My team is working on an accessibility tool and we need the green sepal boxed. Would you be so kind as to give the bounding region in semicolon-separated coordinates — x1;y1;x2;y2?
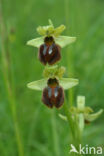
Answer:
70;106;93;114
36;19;65;37
37;25;54;36
27;37;43;48
58;114;67;121
43;65;66;79
55;36;76;48
84;109;103;122
27;35;76;48
79;114;84;133
27;77;79;91
27;79;47;91
53;25;66;37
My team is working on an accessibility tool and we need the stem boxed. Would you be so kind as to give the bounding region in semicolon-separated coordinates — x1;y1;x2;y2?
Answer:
51;109;60;156
0;2;24;156
64;1;82;154
64;0;74;107
63;100;75;139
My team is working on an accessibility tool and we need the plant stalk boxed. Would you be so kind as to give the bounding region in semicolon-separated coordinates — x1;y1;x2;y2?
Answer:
64;0;82;154
51;109;60;156
64;0;74;107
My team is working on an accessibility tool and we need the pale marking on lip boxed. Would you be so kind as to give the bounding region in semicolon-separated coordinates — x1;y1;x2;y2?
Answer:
48;87;52;98
48;43;55;55
54;86;59;97
43;44;47;55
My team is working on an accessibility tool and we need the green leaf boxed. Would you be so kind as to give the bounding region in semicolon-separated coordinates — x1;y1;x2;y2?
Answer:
84;109;103;122
55;36;76;47
27;37;43;48
27;78;79;91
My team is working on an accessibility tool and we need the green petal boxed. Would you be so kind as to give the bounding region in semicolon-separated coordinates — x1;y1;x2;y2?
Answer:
27;78;79;91
53;25;66;37
36;20;66;37
27;37;43;48
59;78;79;90
55;36;76;47
43;65;66;79
84;109;103;122
37;25;54;36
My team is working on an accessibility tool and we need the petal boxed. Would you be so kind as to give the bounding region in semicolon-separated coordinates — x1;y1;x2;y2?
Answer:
84;109;103;122
27;37;44;48
55;36;76;47
37;25;54;36
53;25;66;37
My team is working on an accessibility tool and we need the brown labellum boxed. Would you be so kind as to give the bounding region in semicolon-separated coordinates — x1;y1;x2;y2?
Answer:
42;78;64;108
38;36;61;65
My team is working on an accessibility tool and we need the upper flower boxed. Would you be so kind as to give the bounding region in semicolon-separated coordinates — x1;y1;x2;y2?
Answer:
27;20;76;48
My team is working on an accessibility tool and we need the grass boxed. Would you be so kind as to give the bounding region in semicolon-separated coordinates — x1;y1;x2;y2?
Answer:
0;0;104;155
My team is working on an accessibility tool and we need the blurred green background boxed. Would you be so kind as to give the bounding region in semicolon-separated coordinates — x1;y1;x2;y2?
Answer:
0;0;104;155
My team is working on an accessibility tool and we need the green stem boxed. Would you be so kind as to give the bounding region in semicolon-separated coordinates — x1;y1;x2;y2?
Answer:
0;3;24;156
64;1;82;154
51;109;60;156
64;0;74;107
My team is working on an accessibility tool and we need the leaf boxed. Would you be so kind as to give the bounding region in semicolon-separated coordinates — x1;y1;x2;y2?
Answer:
27;37;44;48
27;77;79;91
84;109;103;122
55;36;76;47
59;78;79;90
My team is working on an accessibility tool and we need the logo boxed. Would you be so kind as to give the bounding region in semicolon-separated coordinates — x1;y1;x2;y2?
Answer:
69;144;103;155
